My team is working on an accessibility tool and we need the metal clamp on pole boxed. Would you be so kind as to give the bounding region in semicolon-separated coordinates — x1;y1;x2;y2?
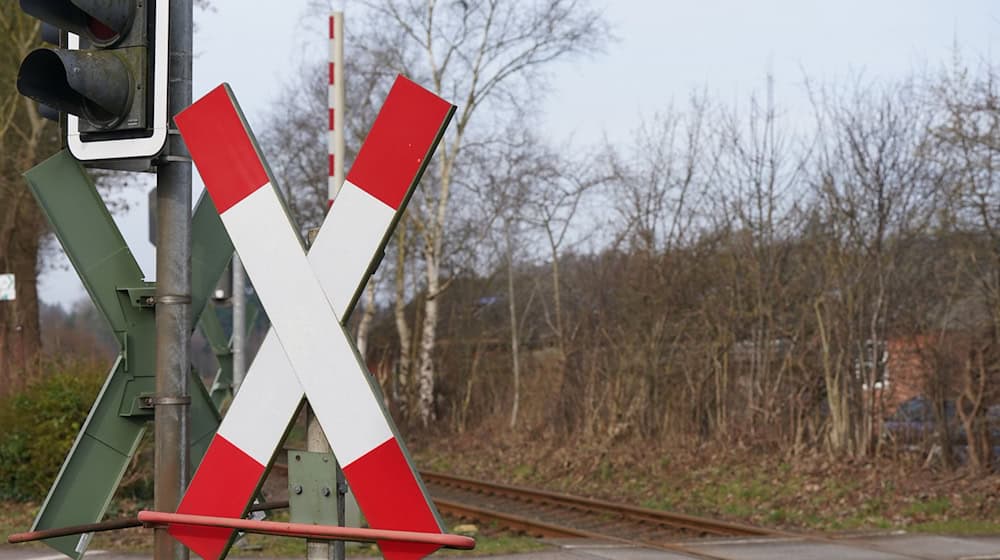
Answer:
153;129;193;164
157;155;193;163
155;294;192;305
150;396;191;407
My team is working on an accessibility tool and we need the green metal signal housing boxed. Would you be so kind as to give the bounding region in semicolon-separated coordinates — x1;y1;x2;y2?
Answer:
23;150;233;559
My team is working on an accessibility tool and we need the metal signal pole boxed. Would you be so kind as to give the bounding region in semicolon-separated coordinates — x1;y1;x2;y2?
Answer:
154;0;193;559
232;253;246;394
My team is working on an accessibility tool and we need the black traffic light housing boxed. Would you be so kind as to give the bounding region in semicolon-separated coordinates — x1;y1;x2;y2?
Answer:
16;0;169;164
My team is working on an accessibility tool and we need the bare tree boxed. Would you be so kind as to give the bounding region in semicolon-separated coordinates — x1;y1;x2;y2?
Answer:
597;101;711;438
355;0;610;425
608;102;708;257
931;61;1000;473
0;7;59;393
524;154;598;363
807;78;940;457
710;78;807;438
464;129;547;429
259;54;391;234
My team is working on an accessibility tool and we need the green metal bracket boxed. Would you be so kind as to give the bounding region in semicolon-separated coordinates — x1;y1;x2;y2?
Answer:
287;451;340;526
200;302;235;409
124;286;157;308
201;298;261;409
285;449;362;539
22;150;234;559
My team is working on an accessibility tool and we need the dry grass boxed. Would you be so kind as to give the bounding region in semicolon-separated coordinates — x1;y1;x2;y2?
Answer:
414;429;1000;535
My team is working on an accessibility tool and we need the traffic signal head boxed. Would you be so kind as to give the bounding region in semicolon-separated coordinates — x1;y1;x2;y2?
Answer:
16;0;168;164
18;48;135;128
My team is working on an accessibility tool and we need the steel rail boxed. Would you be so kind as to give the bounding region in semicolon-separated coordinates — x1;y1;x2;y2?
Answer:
432;498;734;560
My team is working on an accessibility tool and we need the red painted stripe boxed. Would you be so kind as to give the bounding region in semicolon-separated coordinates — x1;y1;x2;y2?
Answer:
343;438;442;560
329;108;335;131
329;154;335;177
176;84;268;214
329;62;335;85
168;434;266;560
347;75;453;210
329;15;335;39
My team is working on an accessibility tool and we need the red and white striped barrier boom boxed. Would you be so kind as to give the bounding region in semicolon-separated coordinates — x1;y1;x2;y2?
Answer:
142;511;475;549
169;77;454;560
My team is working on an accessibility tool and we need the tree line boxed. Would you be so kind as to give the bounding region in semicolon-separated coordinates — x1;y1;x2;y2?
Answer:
3;1;998;476
264;2;999;474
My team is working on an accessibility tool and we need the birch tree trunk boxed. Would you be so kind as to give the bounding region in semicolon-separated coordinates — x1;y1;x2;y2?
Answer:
392;223;412;416
416;249;440;425
505;220;521;429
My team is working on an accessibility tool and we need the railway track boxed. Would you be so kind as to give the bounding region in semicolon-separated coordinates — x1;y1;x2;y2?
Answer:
420;470;790;560
421;470;771;541
269;464;940;560
271;463;773;558
418;472;942;560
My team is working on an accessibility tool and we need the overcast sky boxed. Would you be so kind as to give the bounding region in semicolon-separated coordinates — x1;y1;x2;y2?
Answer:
37;0;1000;308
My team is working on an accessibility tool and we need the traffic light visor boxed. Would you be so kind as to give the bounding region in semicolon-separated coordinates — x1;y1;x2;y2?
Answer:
17;48;133;128
20;0;135;46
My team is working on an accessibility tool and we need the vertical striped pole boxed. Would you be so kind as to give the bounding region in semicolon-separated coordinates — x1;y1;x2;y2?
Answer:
329;12;345;205
315;17;345;560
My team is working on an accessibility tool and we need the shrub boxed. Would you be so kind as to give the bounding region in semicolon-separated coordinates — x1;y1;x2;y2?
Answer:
0;359;105;501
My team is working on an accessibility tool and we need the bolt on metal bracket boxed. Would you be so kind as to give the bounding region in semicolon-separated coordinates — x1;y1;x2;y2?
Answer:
287;450;339;526
123;286;157;308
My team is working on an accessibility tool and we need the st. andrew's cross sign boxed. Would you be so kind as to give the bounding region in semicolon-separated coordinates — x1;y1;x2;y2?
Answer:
169;76;455;560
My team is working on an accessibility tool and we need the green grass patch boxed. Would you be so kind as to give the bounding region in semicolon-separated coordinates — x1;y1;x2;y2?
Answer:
227;534;307;557
766;509;788;524
722;502;753;518
641;497;674;510
227;534;547;557
0;501;44;549
512;463;535;480
838;516;891;530
909;519;1000;535
903;497;951;518
438;535;549;556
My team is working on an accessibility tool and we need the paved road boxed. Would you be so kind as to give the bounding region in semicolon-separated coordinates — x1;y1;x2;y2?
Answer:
3;534;999;560
538;535;1000;560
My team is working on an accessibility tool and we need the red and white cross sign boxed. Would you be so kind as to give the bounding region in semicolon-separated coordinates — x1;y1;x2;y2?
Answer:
168;76;454;560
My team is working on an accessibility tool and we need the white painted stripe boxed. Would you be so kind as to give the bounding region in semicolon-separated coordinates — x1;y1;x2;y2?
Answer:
328;86;336;113
328;130;337;151
310;180;394;315
223;185;392;466
215;333;303;464
215;184;396;465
